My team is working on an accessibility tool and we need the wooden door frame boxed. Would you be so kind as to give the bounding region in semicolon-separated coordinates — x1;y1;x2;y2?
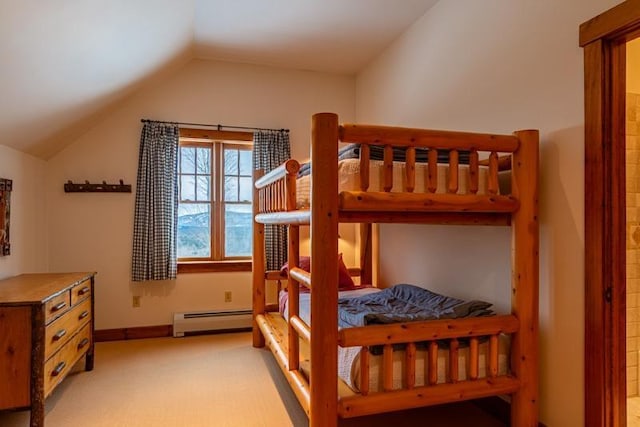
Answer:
581;1;640;426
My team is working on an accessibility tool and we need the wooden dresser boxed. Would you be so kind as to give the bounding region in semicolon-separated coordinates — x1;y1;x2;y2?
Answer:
0;272;96;427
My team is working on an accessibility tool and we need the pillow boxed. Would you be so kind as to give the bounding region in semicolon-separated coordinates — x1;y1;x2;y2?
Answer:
280;254;357;291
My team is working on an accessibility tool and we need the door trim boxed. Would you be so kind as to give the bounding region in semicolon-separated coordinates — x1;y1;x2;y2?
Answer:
581;1;640;426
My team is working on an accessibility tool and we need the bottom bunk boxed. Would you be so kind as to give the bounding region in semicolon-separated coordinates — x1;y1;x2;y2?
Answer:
256;291;521;419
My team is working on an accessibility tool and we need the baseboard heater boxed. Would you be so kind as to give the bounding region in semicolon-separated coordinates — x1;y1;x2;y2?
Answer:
173;309;253;337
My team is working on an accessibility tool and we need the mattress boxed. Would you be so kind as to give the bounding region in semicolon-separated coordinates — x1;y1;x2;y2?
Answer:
296;159;495;209
282;288;510;393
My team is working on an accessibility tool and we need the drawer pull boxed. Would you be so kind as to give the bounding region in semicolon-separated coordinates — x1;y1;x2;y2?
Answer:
51;302;67;312
79;310;90;320
53;329;67;341
78;338;89;350
78;286;90;296
51;361;66;377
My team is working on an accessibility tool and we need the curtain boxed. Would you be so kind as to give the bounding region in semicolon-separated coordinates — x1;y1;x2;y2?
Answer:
253;130;291;270
131;122;180;281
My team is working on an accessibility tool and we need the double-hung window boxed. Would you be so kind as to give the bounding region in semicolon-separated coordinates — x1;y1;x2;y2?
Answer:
177;129;253;273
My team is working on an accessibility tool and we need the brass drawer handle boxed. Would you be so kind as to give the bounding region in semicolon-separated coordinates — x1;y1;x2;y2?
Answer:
79;310;89;320
51;361;66;377
53;329;67;341
77;338;89;350
51;302;67;312
78;286;90;296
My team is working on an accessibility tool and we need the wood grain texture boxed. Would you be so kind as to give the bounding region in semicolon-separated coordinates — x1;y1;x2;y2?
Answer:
339;211;511;226
581;31;629;427
339;192;519;213
250;112;539;426
179;128;253;141
288;224;300;371
579;0;640;46
0;273;95;306
339;124;519;152
44;297;91;359
510;129;539;427
610;38;627;427
252;169;266;348
338;315;519;347
254;159;300;189
338;377;520;418
583;39;608;427
310;112;340;427
0;307;31;408
257;314;311;415
94;325;172;342
359;223;373;285
0;272;96;427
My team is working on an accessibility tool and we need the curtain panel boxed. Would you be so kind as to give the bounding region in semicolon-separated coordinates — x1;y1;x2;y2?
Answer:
131;122;180;281
253;130;291;270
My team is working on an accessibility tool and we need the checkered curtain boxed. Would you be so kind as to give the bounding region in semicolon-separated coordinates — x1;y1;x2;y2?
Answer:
131;122;180;281
253;130;290;270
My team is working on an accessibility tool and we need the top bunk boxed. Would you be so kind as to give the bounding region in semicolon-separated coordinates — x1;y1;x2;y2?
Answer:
254;113;538;226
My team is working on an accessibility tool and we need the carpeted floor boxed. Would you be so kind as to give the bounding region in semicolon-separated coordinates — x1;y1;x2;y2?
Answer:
0;332;505;427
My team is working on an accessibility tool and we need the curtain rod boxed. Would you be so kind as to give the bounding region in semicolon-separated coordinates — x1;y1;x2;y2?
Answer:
140;119;289;133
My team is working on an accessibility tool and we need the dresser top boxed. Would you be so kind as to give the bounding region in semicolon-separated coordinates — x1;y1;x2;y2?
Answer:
0;272;95;305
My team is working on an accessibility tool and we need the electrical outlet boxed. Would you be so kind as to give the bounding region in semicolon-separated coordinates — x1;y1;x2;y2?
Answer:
224;291;232;303
132;295;141;308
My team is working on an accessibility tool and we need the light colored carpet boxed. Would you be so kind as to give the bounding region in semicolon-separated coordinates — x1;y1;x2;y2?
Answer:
0;332;504;427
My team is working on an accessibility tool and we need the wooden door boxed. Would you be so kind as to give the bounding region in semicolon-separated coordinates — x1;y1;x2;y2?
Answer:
581;1;640;426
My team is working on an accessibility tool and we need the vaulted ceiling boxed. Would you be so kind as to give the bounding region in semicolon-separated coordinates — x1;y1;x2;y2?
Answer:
0;0;437;159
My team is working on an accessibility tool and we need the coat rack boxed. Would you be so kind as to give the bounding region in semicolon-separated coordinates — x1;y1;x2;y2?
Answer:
64;180;131;193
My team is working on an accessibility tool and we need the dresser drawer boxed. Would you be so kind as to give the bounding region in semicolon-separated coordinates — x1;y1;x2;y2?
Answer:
44;323;92;397
44;298;92;360
71;280;92;306
44;291;71;324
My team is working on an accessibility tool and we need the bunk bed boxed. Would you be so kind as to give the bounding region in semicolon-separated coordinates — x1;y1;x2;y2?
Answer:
252;112;539;427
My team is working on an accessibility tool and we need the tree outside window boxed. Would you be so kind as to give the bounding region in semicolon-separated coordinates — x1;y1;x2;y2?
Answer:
177;129;253;272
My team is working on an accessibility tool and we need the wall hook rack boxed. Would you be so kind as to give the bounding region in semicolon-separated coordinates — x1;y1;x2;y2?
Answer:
64;179;131;193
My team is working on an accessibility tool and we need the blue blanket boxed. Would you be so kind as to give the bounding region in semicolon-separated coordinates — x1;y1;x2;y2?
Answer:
337;284;493;329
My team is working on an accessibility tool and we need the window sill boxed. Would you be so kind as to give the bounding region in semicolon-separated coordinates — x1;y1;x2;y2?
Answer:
178;261;252;274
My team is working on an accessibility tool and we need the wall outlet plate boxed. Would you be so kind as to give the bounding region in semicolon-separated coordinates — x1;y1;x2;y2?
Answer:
224;291;232;303
132;295;141;308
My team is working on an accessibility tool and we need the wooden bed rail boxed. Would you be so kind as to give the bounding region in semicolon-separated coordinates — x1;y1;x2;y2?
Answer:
254;159;301;189
339;124;520;152
290;267;312;290
338;314;519;347
255;159;300;214
338;315;518;407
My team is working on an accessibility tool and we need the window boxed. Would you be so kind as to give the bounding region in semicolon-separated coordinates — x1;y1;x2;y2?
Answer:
177;129;253;273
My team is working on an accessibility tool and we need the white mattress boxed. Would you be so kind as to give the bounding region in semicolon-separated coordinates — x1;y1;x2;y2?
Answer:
296;159;495;208
283;288;510;393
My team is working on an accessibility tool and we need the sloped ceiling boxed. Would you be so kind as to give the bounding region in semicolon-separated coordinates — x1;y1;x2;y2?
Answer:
0;0;437;159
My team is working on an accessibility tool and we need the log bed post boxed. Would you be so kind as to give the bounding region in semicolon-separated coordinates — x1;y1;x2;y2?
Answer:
510;129;539;426
252;169;266;348
359;223;373;285
310;112;339;427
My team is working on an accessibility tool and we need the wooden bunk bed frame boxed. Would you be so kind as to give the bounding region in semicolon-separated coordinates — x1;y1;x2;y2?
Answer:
252;112;539;427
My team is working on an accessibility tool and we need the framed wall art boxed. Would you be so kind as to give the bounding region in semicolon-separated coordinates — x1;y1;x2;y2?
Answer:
0;178;12;256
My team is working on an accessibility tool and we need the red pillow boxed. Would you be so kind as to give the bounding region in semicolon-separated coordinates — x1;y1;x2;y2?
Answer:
337;254;357;290
280;254;356;290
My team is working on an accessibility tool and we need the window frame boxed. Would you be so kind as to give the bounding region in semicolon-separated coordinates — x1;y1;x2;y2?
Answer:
177;128;253;274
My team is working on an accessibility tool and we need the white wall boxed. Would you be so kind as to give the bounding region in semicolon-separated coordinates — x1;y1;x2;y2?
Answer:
0;145;47;279
46;59;355;330
355;0;623;425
